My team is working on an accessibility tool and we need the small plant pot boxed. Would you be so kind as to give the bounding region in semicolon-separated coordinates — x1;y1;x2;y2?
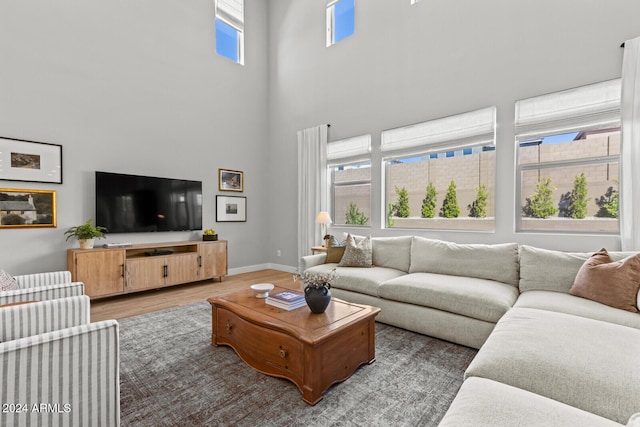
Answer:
79;238;95;249
203;234;218;241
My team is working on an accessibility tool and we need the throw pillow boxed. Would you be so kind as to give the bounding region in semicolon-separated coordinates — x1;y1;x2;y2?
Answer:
569;248;640;313
0;269;19;291
338;234;372;268
325;236;346;264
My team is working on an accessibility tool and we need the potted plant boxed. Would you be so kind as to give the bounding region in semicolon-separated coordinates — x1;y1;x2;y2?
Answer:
203;228;218;241
65;219;108;249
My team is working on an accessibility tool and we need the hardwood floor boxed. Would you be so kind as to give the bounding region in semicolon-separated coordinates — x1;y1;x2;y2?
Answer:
90;269;300;322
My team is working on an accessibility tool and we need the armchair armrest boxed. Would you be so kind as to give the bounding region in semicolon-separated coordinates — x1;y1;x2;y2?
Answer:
14;270;72;288
0;320;120;427
0;282;85;306
0;295;91;342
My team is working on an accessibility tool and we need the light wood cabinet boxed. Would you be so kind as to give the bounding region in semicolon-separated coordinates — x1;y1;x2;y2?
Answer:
68;240;227;299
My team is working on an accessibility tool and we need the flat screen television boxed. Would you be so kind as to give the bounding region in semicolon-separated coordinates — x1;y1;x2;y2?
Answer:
96;171;202;233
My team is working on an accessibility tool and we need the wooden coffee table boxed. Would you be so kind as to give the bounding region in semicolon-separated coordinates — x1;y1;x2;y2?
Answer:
207;287;380;405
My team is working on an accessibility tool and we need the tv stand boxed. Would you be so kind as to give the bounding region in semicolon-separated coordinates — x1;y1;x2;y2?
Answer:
67;240;227;299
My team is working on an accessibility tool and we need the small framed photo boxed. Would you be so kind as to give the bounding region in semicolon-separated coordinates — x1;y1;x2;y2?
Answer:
218;168;244;192
216;195;246;222
0;188;57;228
0;137;63;184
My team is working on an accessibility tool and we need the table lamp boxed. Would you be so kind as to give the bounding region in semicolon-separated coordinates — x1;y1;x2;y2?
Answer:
315;211;332;246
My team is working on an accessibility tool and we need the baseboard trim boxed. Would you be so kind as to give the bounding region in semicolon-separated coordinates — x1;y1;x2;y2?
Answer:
227;263;297;276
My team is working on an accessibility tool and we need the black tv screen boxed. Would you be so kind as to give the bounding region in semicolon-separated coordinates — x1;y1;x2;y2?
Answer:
96;172;202;233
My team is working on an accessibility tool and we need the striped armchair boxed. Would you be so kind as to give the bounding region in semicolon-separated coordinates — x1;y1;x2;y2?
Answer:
0;296;120;427
0;270;84;306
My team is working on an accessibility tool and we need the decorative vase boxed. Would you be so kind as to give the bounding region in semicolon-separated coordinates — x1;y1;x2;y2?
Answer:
304;284;332;313
79;238;95;249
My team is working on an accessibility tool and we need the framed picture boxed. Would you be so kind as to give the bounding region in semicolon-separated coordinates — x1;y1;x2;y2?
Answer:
216;195;246;222
0;188;57;228
218;168;244;192
0;137;63;184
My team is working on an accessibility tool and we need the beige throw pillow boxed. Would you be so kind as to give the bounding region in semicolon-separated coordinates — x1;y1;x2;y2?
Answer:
0;269;19;291
569;248;640;313
325;236;346;264
338;234;372;268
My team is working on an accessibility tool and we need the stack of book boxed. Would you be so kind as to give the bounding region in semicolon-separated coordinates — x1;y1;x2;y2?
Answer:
266;290;306;311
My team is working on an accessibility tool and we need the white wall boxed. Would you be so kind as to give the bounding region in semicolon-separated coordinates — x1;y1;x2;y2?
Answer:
267;0;640;268
0;0;269;274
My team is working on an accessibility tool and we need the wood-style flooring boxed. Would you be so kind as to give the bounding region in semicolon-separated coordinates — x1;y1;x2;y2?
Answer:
90;269;300;322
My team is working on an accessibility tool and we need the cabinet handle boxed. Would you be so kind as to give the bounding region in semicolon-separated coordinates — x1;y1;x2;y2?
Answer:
198;255;202;267
279;348;288;358
163;265;168;277
226;322;232;334
121;264;125;277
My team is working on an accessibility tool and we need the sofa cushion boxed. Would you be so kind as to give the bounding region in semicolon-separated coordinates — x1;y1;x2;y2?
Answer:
515;290;640;330
379;272;519;323
0;270;19;291
338;234;372;267
304;263;405;297
409;237;519;287
371;236;412;273
569;248;640;313
465;307;640;424
519;245;638;293
439;377;622;427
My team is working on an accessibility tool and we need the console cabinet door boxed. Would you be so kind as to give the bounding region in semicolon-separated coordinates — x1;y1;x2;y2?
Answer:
199;241;228;279
165;253;199;286
126;257;167;291
71;250;125;298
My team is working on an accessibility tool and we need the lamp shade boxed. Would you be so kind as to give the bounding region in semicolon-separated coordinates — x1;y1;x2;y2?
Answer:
315;211;332;225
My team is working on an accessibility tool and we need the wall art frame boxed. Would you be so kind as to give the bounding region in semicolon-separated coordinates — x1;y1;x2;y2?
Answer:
0;188;57;228
216;195;246;222
218;168;244;192
0;137;63;184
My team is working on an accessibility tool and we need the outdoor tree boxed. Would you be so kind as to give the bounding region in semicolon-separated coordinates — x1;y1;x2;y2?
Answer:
387;204;396;228
345;202;369;225
595;185;619;218
392;186;410;218
440;180;460;218
523;176;558;218
468;184;489;218
421;182;437;218
569;173;590;219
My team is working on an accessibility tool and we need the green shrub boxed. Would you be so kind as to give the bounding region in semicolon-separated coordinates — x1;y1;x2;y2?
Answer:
595;186;618;218
345;202;369;225
569;173;589;219
392;186;410;218
421;182;437;218
523;176;558;218
440;180;460;218
387;203;396;228
468;184;489;218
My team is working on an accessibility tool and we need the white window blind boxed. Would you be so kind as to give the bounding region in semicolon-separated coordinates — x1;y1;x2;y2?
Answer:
381;107;496;156
216;0;244;31
515;79;621;139
327;134;371;165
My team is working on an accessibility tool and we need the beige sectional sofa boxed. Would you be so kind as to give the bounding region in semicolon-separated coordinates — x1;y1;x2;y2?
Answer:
300;236;640;426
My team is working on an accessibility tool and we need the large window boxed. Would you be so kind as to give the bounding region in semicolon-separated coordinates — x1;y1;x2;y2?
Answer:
382;107;496;231
328;135;371;227
326;0;355;47
515;79;621;233
216;0;244;64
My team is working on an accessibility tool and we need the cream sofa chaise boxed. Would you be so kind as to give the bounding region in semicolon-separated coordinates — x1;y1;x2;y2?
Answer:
301;236;640;426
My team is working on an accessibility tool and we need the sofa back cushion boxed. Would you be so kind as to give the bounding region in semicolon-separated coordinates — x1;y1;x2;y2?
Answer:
409;237;520;286
371;236;413;272
519;245;639;293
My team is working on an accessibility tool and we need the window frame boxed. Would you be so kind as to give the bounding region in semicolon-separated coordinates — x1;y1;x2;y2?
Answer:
327;134;372;227
215;0;244;64
326;0;355;47
514;79;621;234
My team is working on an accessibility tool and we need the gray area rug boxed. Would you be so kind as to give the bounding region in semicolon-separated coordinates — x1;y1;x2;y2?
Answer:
119;302;477;427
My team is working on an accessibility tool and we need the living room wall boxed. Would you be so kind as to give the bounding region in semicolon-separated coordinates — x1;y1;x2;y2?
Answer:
267;0;640;269
0;0;269;274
